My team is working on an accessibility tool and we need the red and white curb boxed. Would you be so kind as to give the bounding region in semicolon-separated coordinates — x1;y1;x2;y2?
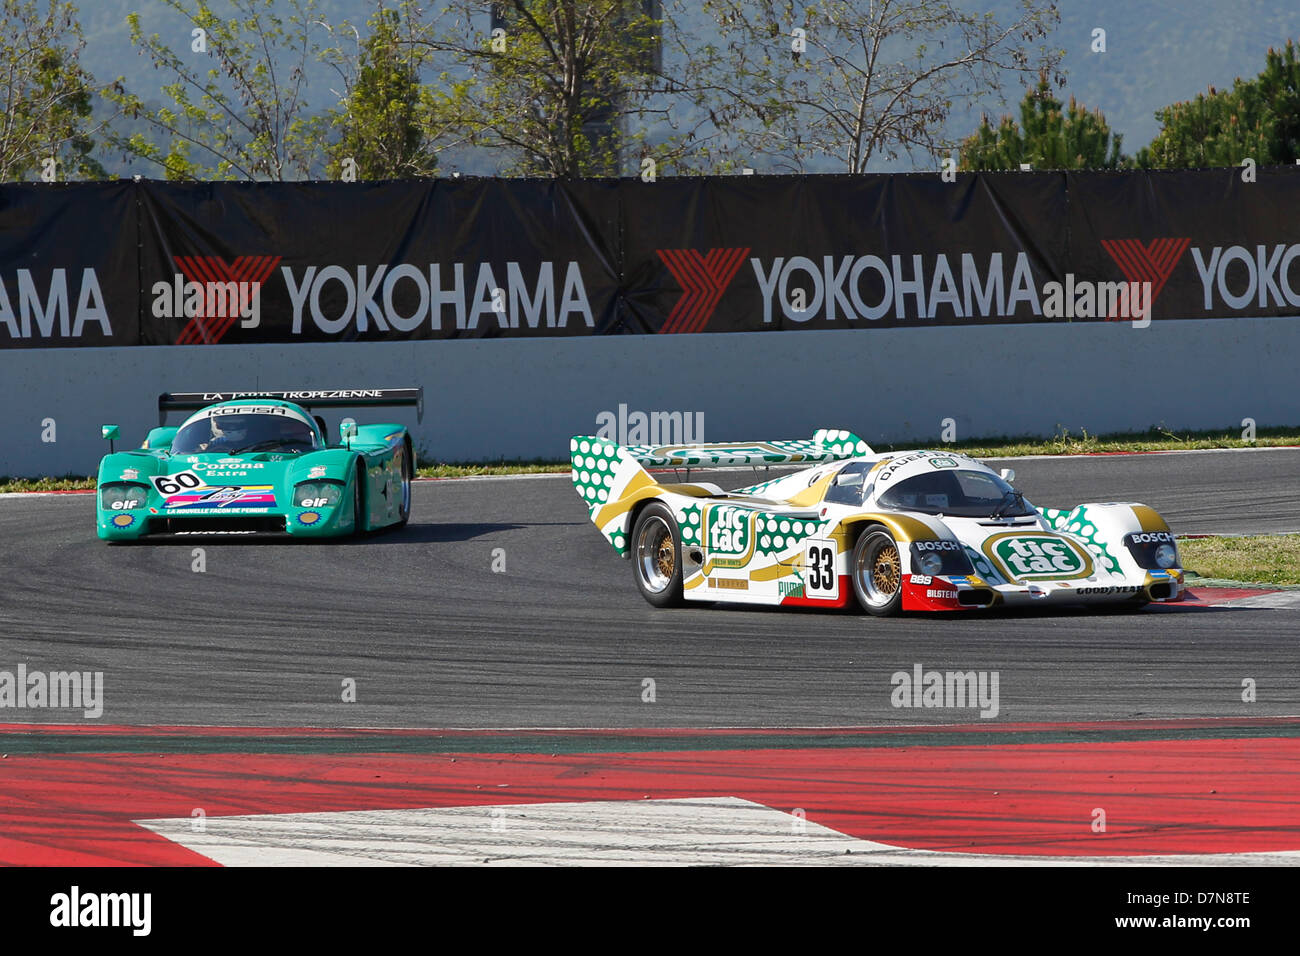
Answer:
6;723;1300;866
1173;587;1300;609
134;797;1300;867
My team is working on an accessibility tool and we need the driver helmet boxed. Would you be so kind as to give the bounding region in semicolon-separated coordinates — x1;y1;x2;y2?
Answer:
210;414;249;446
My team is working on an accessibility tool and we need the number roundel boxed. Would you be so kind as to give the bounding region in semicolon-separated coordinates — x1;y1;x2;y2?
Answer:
153;470;203;495
804;538;839;600
807;543;834;590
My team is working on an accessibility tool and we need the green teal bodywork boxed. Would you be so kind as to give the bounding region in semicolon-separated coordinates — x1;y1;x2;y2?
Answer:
96;399;413;541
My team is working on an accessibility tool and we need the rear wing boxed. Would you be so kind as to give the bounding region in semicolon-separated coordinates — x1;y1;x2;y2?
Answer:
571;428;872;555
608;428;872;468
158;388;423;425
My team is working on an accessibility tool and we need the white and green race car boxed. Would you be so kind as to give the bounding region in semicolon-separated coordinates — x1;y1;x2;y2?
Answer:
570;429;1184;615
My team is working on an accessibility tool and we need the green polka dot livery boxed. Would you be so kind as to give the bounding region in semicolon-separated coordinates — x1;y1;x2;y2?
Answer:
570;429;873;557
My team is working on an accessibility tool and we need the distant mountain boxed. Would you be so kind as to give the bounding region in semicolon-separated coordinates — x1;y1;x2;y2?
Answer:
67;0;1300;176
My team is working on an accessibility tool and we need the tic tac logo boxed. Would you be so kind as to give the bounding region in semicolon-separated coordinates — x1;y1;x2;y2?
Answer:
705;506;754;565
656;248;750;333
988;534;1090;580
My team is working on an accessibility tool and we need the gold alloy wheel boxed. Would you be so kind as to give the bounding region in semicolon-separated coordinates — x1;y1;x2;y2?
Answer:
655;532;676;580
636;514;677;593
632;502;687;608
872;543;901;595
855;528;905;612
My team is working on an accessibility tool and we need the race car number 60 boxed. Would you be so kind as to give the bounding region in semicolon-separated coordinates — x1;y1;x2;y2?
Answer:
151;471;203;495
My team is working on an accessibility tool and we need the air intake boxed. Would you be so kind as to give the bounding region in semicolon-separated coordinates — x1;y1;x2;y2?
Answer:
146;516;288;535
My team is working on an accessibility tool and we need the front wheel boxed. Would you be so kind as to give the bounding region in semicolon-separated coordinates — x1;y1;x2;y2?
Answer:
631;503;685;608
851;526;904;617
352;462;366;536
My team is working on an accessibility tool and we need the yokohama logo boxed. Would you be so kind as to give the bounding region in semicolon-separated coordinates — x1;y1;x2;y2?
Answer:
1099;238;1190;321
171;255;282;344
656;248;749;333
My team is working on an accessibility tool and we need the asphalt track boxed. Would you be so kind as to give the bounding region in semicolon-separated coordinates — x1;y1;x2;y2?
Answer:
2;446;1299;730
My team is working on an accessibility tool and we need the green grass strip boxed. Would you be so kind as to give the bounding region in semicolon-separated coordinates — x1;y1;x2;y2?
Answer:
1180;535;1300;587
4;425;1298;493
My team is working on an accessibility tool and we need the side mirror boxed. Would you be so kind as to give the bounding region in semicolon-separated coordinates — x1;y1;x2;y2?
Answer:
340;418;358;446
102;424;120;453
999;468;1015;483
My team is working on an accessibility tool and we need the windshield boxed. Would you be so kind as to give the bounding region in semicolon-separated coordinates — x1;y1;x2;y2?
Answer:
171;411;318;456
876;469;1035;518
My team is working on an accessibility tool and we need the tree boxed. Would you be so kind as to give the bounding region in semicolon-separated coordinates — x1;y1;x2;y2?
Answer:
1136;40;1300;168
418;1;680;177
958;78;1124;170
318;3;444;179
0;0;105;181
671;0;1063;173
105;0;324;180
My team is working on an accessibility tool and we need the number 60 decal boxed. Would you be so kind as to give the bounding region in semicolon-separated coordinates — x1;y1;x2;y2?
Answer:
151;470;204;495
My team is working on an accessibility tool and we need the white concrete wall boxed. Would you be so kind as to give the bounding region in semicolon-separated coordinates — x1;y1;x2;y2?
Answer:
3;317;1296;476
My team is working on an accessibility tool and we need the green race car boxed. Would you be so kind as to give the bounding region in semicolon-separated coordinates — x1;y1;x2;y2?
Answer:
96;389;421;541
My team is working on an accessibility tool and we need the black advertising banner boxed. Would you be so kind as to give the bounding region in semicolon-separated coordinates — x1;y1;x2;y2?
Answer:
1066;168;1300;323
621;173;1070;333
3;169;1300;349
0;182;138;349
136;179;623;344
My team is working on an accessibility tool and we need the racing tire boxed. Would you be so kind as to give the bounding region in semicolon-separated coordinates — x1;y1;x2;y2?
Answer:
631;502;685;608
851;525;904;617
352;461;366;537
396;438;414;528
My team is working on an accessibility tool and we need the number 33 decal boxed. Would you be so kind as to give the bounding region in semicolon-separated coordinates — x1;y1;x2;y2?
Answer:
805;539;838;600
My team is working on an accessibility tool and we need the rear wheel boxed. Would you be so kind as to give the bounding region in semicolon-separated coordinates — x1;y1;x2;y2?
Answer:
851;526;904;617
396;438;413;527
632;503;685;608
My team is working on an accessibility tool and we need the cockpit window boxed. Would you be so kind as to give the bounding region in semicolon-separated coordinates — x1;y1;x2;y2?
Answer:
171;411;318;456
876;469;1034;517
824;461;873;506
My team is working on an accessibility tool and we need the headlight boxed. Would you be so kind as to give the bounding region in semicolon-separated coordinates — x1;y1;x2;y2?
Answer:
1124;531;1179;569
100;482;148;510
909;540;973;576
293;480;344;508
916;552;944;575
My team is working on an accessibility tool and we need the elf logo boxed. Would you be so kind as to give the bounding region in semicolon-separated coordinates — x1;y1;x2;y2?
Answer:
1099;238;1190;321
656;248;750;333
986;533;1092;581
